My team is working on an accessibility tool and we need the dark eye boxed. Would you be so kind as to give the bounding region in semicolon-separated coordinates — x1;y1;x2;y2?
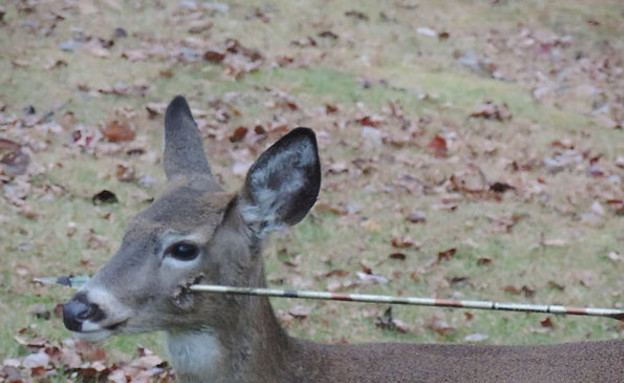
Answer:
166;242;200;261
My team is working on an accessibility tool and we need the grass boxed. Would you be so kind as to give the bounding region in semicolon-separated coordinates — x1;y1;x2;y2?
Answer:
0;0;623;378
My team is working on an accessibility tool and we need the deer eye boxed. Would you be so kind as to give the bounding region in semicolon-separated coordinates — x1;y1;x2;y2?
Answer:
166;242;200;261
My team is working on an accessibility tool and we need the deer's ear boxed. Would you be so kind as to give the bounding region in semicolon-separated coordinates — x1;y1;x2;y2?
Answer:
163;96;214;181
239;128;321;233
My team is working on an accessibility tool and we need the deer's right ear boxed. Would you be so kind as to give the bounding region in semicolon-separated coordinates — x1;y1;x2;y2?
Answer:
163;96;213;181
239;128;321;234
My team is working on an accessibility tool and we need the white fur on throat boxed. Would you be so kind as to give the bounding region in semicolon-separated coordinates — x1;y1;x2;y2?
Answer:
166;330;223;381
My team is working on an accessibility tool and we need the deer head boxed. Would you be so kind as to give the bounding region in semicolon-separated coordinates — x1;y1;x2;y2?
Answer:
62;96;321;344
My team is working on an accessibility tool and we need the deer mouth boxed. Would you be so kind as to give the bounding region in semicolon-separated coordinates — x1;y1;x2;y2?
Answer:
73;318;129;342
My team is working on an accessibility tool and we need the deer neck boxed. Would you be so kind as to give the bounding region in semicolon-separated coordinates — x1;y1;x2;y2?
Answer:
166;293;294;383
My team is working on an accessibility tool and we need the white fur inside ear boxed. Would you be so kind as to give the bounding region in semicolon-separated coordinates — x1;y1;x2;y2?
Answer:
240;139;315;232
239;187;289;233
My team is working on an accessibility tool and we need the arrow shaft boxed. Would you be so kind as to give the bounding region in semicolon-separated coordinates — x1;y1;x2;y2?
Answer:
189;284;624;321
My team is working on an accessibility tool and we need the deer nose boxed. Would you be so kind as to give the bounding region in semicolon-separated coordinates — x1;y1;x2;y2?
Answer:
63;292;106;332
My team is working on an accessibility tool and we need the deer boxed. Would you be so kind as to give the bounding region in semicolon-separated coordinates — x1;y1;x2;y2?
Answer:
63;95;624;383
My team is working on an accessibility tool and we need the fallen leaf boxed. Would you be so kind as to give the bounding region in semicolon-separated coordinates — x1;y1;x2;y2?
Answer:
204;49;226;63
448;276;470;286
541;238;568;247
107;369;128;383
0;138;30;176
145;103;167;118
229;126;248;143
389;252;407;261
540;316;554;328
321;269;350;279
188;20;213;33
547;281;565;291
11;58;30;68
130;354;164;369
416;27;437;37
607;251;620;263
325;103;339;114
426;316;455;336
356;271;388;285
375;307;409;333
61;348;83;369
391;236;416;248
438;31;450;40
405;210;426;224
464;333;488;342
22;351;50;369
314;202;348;215
590;201;605;216
356;116;380;128
115;163;135;182
318;30;338;40
327;162;348;174
476;257;492;266
410;272;420;282
102;120;135;142
471;101;512;121
344;10;369;21
2;365;21;382
276;309;295;326
503;285;521;295
521;285;536;298
428;135;447;158
92;190;119;205
437;248;456;262
289;305;313;318
489;182;515;193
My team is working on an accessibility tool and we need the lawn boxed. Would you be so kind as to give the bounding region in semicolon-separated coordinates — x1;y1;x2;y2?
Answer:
0;0;623;381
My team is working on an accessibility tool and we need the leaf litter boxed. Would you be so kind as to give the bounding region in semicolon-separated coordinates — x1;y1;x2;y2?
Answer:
1;0;623;378
2;334;173;382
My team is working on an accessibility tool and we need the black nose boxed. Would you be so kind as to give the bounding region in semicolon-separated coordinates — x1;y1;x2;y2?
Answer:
63;292;106;332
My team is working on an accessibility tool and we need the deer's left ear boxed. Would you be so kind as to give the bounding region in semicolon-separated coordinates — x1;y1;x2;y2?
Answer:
238;128;321;233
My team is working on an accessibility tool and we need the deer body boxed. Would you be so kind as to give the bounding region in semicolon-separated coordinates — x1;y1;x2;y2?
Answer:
63;96;624;382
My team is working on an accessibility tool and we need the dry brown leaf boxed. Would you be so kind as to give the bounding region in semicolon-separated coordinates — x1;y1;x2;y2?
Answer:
547;281;565;291
229;126;248;143
428;135;447;158
115;163;136;182
426;317;455;336
204;49;226;63
437;248;456;262
145;103;168;118
389;252;407;261
391;236;416;248
476;257;492;266
102;121;135;142
540;316;554;328
471;101;512;121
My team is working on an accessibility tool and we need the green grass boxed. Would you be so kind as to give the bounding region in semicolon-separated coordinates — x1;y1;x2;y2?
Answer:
1;0;623;379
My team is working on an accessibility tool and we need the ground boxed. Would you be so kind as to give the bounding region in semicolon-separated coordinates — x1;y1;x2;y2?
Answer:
0;0;623;381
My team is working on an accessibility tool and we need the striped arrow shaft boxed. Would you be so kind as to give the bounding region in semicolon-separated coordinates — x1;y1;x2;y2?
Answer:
189;284;624;321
